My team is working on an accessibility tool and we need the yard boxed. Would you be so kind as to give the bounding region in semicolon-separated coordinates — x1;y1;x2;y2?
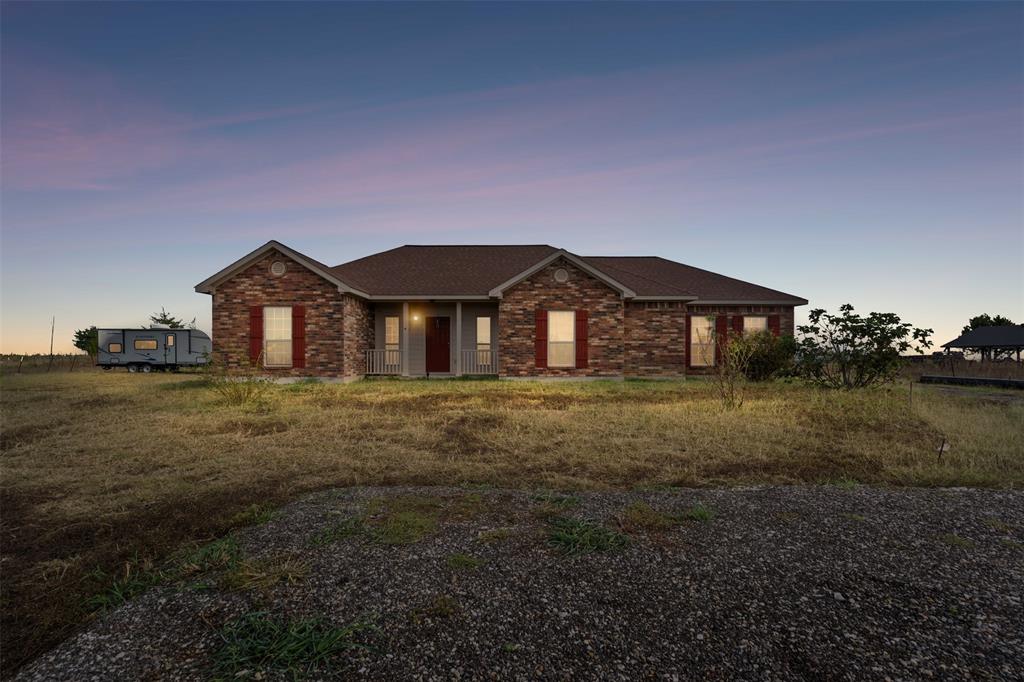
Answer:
2;373;1022;675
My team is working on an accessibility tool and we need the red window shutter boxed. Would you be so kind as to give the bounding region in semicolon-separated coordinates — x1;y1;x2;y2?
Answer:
732;315;744;335
715;315;728;363
249;306;263;364
768;315;781;337
535;309;548;369
575;309;589;369
292;305;306;369
686;314;693;369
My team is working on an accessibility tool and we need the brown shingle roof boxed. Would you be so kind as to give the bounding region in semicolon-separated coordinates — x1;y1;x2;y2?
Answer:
330;245;559;296
583;256;806;303
324;245;805;303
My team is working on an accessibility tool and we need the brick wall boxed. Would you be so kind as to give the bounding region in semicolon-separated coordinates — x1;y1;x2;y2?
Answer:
211;249;348;376
342;295;373;379
623;302;687;377
498;258;624;377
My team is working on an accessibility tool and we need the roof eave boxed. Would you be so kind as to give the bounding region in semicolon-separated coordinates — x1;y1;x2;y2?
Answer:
487;249;637;299
690;298;809;306
194;240;371;298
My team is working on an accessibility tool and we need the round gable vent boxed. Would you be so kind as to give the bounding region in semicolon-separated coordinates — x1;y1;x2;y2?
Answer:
270;261;287;277
553;267;569;283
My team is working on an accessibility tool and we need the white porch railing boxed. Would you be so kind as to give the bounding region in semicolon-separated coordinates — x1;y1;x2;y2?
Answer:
461;349;498;375
366;349;402;375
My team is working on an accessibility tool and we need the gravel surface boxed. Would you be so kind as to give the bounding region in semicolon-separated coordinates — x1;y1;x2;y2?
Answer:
16;486;1024;681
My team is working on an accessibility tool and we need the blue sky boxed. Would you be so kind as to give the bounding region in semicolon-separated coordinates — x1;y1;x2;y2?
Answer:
2;2;1021;352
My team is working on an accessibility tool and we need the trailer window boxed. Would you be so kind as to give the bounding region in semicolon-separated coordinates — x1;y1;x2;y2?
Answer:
166;334;174;347
134;339;158;350
108;343;122;353
264;306;292;367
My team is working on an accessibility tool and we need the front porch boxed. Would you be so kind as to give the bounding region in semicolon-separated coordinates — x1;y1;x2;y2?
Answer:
364;301;499;377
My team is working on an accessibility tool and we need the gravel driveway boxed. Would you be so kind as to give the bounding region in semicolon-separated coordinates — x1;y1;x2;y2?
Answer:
16;486;1024;681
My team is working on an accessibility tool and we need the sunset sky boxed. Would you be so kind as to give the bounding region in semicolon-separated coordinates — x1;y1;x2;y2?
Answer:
2;2;1021;353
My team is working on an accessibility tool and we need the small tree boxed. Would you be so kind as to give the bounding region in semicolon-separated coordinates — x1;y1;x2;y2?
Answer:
796;304;932;389
72;326;98;358
149;308;195;329
711;327;756;409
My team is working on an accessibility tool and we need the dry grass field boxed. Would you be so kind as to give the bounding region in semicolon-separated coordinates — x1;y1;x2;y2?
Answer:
2;372;1022;674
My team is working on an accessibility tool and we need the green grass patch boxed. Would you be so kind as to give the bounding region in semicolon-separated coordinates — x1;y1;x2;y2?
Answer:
85;554;164;613
310;516;365;546
683;503;714;523
176;537;242;577
940;533;975;549
446;553;484;570
221;554;308;592
477;527;516;543
229;504;278;526
369;511;437;545
547;517;628;555
213;610;372;679
410;595;461;624
618;501;678;533
983;517;1013;533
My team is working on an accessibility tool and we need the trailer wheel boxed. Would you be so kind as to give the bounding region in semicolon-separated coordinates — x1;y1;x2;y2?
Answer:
141;365;152;373
127;365;138;373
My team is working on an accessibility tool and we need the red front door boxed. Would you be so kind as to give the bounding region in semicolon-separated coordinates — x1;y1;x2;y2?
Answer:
425;317;451;373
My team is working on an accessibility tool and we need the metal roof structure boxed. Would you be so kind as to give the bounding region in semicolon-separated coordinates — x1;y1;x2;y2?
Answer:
941;326;1024;349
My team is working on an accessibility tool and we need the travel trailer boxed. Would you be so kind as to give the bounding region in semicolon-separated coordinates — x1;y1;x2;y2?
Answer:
96;328;211;372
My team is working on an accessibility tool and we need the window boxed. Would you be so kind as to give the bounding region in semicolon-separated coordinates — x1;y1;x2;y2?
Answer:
385;316;400;364
690;316;715;367
745;316;768;334
109;343;122;353
264;306;292;367
476;317;491;351
548;311;575;367
134;339;158;350
166;334;175;347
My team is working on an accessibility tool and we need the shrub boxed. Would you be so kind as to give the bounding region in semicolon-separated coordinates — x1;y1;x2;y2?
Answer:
796;304;932;389
734;331;797;382
202;350;272;406
711;327;756;409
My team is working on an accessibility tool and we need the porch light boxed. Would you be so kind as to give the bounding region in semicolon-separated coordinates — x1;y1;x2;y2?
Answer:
412;314;420;321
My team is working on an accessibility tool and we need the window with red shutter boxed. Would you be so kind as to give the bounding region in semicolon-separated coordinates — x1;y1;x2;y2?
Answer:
731;316;744;336
292;306;306;369
534;309;548;369
715;315;729;364
249;306;263;364
768;315;781;337
575;309;588;369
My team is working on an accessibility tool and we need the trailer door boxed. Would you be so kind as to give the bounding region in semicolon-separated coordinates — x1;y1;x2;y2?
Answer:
165;332;177;365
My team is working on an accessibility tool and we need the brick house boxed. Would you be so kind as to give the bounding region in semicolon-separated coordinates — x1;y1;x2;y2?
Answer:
195;241;806;380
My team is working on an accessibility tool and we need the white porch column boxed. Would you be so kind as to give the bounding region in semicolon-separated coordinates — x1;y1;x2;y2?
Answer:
455;302;463;376
401;302;410;377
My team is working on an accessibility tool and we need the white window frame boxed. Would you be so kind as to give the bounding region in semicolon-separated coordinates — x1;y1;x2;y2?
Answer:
548;310;576;368
384;316;401;365
744;316;768;335
690;316;715;367
263;306;293;368
476;316;491;352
